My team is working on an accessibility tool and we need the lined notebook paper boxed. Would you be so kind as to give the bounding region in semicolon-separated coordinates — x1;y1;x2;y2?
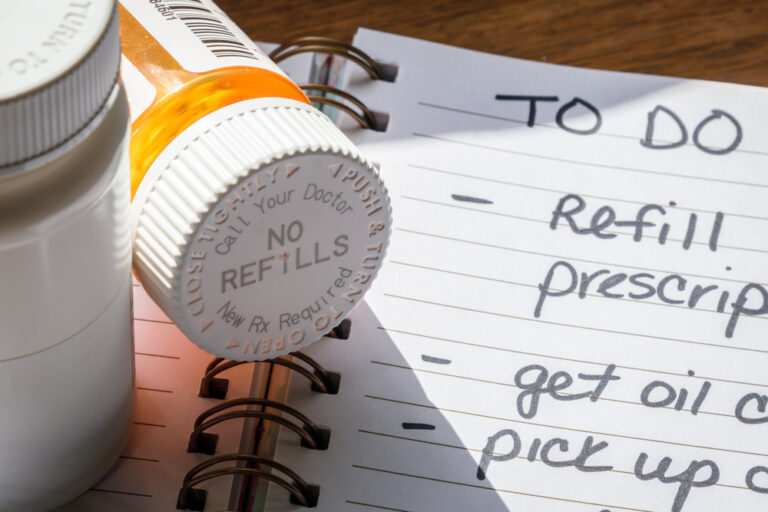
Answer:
263;29;768;512
55;283;255;512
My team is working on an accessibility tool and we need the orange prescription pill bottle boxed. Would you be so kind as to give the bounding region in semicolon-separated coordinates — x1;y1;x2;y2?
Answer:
119;1;389;361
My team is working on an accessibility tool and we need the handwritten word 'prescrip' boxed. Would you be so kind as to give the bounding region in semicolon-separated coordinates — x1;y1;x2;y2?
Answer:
534;259;767;338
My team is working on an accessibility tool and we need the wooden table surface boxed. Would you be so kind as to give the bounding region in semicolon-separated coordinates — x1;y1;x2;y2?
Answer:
218;0;768;87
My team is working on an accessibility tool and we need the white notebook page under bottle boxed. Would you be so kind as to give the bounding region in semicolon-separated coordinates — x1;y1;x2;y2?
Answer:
263;28;768;512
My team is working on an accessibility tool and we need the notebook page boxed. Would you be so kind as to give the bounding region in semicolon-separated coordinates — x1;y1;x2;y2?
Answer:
262;28;768;512
55;283;255;512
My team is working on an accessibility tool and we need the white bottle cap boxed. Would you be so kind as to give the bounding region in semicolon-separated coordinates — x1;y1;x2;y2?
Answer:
131;98;390;361
0;2;120;170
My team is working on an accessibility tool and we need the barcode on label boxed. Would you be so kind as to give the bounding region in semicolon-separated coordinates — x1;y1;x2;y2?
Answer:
166;0;258;60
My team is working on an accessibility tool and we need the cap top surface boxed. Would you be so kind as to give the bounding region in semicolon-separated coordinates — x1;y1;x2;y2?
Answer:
0;1;113;100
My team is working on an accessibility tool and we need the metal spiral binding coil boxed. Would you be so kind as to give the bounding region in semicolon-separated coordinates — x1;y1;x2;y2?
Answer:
200;351;341;399
177;454;320;510
269;36;384;80
199;321;349;399
187;398;331;454
270;37;392;130
180;348;340;509
301;83;377;130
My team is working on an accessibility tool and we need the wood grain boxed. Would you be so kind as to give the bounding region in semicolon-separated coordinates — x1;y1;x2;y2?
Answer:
217;0;768;87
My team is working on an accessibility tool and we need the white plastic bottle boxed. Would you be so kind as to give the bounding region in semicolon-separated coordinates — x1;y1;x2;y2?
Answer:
0;2;133;510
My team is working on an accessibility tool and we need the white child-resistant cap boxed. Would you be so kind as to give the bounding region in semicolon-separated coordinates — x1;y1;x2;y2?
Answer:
0;1;120;170
131;97;390;361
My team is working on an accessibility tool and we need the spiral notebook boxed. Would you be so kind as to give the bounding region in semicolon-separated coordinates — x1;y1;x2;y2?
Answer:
62;28;768;512
258;29;768;512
